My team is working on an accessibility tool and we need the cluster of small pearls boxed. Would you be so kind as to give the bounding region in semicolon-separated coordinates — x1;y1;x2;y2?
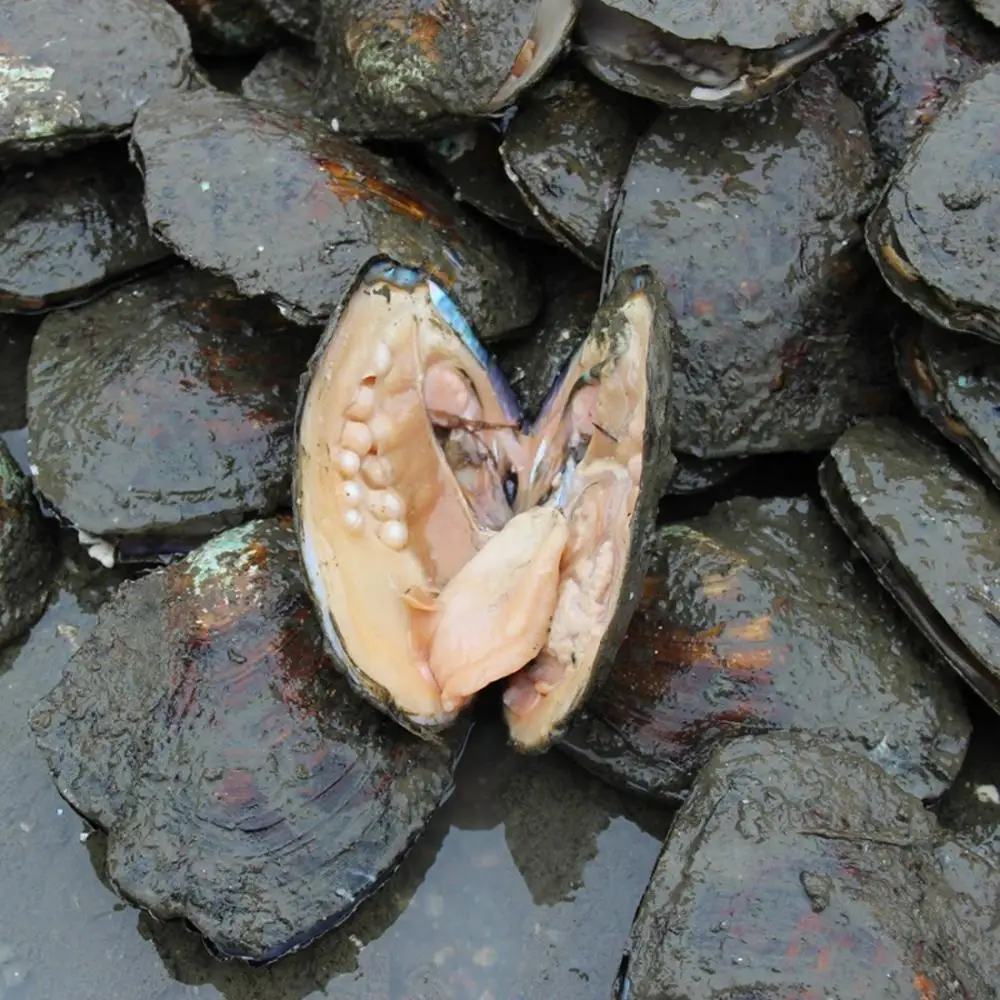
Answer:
334;345;408;550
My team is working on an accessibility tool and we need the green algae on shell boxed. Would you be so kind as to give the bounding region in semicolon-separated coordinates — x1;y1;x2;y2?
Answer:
575;0;900;110
294;262;675;750
616;731;990;1000
559;495;971;804
29;517;469;963
26;265;319;564
130;87;541;339
0;0;197;163
314;0;581;139
820;418;1000;717
607;66;898;459
895;320;1000;490
866;67;1000;344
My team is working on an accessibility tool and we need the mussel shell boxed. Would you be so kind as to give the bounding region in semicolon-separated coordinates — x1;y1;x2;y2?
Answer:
895;320;1000;490
0;0;197;164
314;0;580;139
130;87;541;339
865;67;1000;344
559;495;971;803
499;68;651;267
166;0;281;55
616;732;990;1000
819;418;1000;717
292;261;676;746
29;518;469;962
508;266;677;751
240;46;322;120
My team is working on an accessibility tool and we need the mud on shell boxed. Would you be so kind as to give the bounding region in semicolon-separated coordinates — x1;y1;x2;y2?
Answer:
294;261;675;750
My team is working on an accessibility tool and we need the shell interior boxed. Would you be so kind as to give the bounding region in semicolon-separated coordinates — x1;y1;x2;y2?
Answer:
296;262;652;747
577;0;855;105
488;0;580;111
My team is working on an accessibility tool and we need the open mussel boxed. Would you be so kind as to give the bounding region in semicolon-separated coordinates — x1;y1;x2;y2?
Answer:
294;262;674;750
867;67;1000;343
575;0;899;109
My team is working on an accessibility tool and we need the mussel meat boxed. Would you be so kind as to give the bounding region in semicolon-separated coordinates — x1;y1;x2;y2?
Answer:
294;262;674;749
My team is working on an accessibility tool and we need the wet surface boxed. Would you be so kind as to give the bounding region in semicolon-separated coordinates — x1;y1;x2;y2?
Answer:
895;319;1000;490
609;66;900;459
131;87;542;338
499;68;650;266
0;540;671;996
166;0;282;55
820;418;1000;717
560;495;971;803
867;66;1000;341
831;0;1000;172
618;731;996;999
241;46;322;120
0;0;197;162
0;142;172;313
27;265;318;554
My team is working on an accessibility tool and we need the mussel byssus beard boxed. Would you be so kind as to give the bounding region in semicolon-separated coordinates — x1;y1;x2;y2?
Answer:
294;262;672;750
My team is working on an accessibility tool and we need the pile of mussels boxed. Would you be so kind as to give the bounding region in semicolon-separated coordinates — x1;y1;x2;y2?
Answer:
2;0;1000;992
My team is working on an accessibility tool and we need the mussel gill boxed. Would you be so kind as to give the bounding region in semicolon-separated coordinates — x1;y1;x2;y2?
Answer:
295;262;659;749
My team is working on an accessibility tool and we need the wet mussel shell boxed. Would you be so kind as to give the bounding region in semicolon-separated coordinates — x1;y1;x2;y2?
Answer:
0;0;197;164
895;320;1000;490
314;0;580;139
607;67;898;459
130;87;541;338
830;0;1000;173
616;731;992;999
26;265;319;561
28;518;468;963
576;0;900;110
0;143;172;314
866;66;1000;344
0;439;56;649
293;261;676;748
820;418;1000;717
498;68;651;267
559;495;971;803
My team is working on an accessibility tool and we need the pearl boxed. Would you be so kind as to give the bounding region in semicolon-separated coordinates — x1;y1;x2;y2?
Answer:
368;411;394;450
342;420;373;455
343;508;364;533
379;520;408;550
340;480;363;505
368;489;404;521
361;455;392;488
335;448;361;477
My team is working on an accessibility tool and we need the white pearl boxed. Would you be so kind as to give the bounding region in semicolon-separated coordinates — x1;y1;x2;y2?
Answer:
361;455;392;488
368;489;404;521
342;420;373;455
373;342;392;377
346;384;376;421
379;520;408;550
343;508;364;533
340;480;363;505
335;448;361;476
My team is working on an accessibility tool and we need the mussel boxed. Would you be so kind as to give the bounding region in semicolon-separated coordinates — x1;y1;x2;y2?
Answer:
294;262;674;749
575;0;899;109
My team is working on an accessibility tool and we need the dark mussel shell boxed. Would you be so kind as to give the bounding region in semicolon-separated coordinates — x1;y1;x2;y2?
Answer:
616;732;990;999
895;319;1000;490
130;87;542;339
314;0;581;138
820;418;1000;717
575;0;899;110
0;0;197;164
29;517;469;963
26;265;318;564
560;495;971;803
866;67;1000;344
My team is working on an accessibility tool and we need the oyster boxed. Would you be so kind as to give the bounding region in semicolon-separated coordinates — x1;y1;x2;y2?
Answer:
295;262;674;749
314;0;582;138
866;67;1000;343
575;0;899;109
